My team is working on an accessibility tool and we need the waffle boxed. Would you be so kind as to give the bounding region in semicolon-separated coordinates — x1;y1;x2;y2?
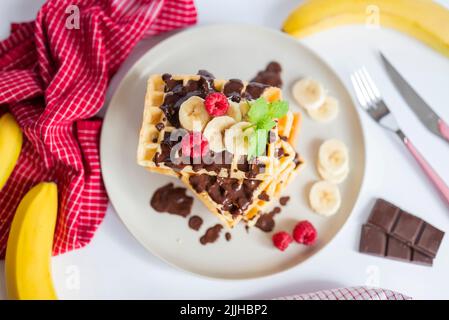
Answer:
137;73;289;180
180;137;301;228
180;111;304;228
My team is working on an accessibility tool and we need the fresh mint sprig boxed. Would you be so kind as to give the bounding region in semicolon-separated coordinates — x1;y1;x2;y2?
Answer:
246;97;289;159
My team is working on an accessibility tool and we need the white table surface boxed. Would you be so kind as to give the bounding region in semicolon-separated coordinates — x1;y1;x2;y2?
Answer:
1;0;449;300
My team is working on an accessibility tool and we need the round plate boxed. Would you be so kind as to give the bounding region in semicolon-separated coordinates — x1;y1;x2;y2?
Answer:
101;25;365;279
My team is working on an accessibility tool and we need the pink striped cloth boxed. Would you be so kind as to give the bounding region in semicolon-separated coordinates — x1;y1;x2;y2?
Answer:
277;287;411;300
0;0;197;257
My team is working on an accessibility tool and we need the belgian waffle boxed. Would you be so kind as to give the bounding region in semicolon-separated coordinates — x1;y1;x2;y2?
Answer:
179;137;301;228
137;73;290;180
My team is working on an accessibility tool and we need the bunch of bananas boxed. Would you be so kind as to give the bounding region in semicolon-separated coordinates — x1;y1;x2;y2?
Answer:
1;113;57;300
283;0;449;58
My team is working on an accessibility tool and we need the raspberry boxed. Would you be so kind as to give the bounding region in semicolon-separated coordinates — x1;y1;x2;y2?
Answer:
181;132;209;158
204;92;229;116
272;231;293;251
293;220;317;245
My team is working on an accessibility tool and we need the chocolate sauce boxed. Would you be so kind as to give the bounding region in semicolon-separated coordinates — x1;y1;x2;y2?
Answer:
250;61;283;88
188;215;203;231
223;79;244;102
236;156;265;178
279;196;290;206
225;232;232;241
160;71;217;128
155;122;165;131
258;191;270;202
244;82;268;100
255;206;282;232
200;224;223;245
189;174;262;216
150;183;193;217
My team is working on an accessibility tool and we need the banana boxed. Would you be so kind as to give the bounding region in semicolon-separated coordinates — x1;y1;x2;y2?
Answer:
224;121;254;155
318;139;349;176
0;113;23;191
179;96;211;131
203;116;236;152
292;78;326;111
317;161;349;184
226;101;242;122
283;0;449;58
5;182;58;300
309;180;341;216
308;96;339;123
239;101;251;118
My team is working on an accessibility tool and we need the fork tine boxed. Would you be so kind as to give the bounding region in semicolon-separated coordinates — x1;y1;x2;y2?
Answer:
362;67;381;100
354;70;373;108
350;73;368;108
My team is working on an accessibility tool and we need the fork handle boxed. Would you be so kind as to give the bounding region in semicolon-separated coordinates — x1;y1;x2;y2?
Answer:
397;130;449;205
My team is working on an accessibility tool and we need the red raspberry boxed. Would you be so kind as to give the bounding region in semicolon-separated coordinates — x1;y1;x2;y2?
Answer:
204;92;229;116
181;132;209;158
293;220;317;245
272;231;293;251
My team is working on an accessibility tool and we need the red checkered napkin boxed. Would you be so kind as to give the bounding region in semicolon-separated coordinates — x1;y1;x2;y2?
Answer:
276;286;411;300
0;0;197;257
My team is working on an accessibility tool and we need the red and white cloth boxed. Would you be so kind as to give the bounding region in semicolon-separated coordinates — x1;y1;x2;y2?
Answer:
0;0;197;257
277;287;411;300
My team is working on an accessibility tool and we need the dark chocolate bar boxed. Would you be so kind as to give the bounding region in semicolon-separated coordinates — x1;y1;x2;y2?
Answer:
359;199;445;266
366;199;444;258
360;224;433;266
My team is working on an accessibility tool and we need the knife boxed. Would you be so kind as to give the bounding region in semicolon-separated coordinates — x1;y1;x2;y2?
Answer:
380;52;449;144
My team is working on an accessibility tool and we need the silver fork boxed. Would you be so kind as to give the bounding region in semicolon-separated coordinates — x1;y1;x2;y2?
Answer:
351;67;449;205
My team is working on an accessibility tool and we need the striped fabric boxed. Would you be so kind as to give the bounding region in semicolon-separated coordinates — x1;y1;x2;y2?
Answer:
0;0;197;257
277;286;411;300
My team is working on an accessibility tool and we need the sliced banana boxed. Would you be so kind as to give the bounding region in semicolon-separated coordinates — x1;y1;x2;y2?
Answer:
224;121;254;155
239;101;251;118
226;101;242;122
308;96;339;123
318;139;349;176
309;180;341;216
203;116;236;152
292;78;326;110
179;96;210;131
317;161;349;184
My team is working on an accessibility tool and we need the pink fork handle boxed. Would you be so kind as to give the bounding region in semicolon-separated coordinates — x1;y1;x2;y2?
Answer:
402;135;449;205
438;119;449;142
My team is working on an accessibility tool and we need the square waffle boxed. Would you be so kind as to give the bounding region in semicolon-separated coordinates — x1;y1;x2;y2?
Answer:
137;73;293;180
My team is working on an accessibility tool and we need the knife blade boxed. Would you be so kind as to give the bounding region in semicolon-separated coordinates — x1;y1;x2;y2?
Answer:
380;52;449;144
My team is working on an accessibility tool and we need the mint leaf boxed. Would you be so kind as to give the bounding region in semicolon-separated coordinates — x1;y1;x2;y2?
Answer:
258;117;276;131
269;100;289;119
255;129;268;156
247;131;258;159
248;98;269;124
248;129;268;159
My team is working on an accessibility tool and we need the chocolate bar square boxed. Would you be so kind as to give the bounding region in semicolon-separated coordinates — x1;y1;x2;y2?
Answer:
416;223;445;257
386;236;412;261
412;250;433;266
391;210;423;245
367;199;400;232
359;224;387;256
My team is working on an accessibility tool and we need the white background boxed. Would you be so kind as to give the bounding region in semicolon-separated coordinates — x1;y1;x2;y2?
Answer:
1;0;449;299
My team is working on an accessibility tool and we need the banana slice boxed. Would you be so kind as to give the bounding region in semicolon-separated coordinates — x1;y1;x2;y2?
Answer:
292;78;326;110
317;161;349;184
318;139;348;176
203;116;236;152
308;96;339;123
224;121;254;155
309;180;341;216
239;101;251;118
179;96;211;131
226;101;242;122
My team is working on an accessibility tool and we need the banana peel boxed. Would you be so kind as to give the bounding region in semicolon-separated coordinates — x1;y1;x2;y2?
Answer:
5;182;58;300
283;0;449;58
0;113;23;191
